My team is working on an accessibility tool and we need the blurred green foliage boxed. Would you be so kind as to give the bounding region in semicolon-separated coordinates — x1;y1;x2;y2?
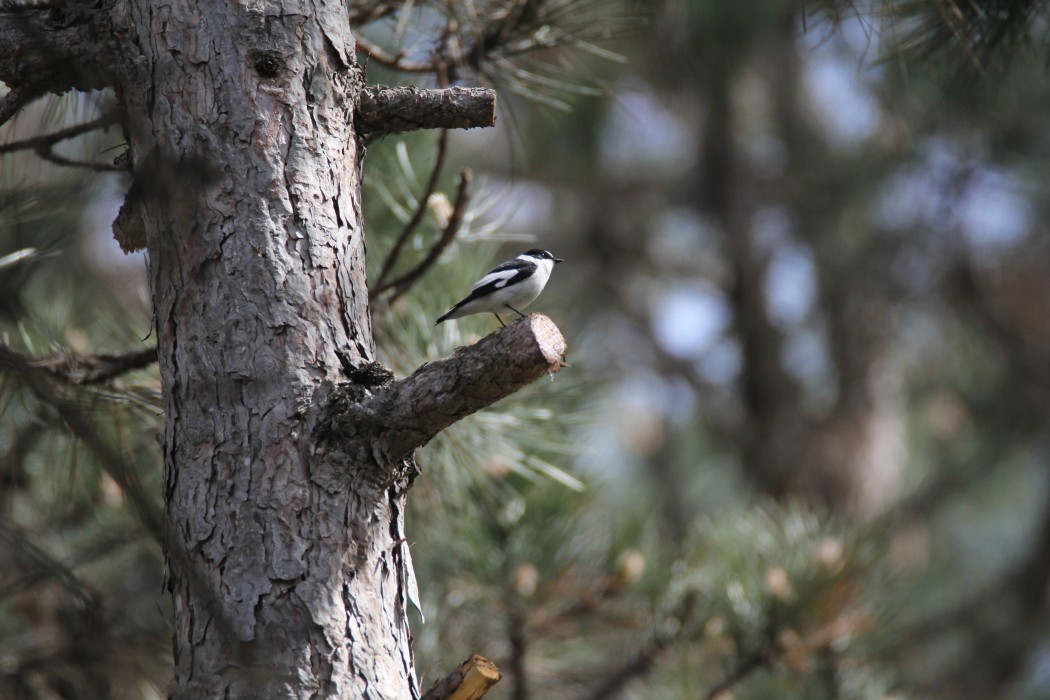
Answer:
4;1;1050;699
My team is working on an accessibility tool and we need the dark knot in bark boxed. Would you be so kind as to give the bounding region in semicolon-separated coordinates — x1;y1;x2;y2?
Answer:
251;51;285;79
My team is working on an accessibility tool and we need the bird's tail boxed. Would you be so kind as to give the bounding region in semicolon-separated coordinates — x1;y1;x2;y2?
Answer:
435;307;456;325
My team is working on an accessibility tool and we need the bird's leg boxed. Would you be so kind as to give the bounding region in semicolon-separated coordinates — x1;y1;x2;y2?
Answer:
493;313;506;327
505;304;526;319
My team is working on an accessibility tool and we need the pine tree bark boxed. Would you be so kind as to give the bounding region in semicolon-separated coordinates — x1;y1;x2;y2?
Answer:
123;3;417;697
0;1;532;698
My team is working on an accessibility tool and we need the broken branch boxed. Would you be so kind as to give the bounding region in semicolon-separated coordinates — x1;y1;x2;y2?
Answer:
422;654;502;700
357;85;497;137
324;314;567;473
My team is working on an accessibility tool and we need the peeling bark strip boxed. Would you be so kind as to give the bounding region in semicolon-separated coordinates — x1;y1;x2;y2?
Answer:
325;314;567;472
358;85;497;136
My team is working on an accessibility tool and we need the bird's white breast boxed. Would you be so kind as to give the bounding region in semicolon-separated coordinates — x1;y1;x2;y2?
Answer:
465;257;554;314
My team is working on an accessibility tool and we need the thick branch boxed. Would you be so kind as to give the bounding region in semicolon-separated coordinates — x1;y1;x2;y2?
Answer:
357;85;497;137
325;314;566;474
422;655;502;700
0;3;118;124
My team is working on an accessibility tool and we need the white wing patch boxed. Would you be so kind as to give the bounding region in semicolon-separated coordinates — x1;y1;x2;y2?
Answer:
472;268;519;291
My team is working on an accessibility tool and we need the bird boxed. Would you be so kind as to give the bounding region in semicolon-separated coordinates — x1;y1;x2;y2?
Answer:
436;248;564;327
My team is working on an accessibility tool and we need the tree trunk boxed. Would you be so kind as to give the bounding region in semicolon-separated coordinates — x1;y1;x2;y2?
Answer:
121;3;412;697
0;2;551;696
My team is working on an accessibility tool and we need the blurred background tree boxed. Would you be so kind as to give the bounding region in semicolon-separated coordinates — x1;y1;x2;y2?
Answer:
3;0;1050;698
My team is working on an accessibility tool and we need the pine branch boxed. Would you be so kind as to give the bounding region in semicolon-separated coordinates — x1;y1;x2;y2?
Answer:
1;343;157;385
374;129;450;290
34;142;126;171
381;168;472;303
581;633;669;700
0;113;118;153
0;421;42;510
0;345;163;540
347;1;401;27
0;113;124;170
702;651;769;700
0;343;253;663
892;0;1041;72
0;521;102;608
357;85;497;137
356;35;436;74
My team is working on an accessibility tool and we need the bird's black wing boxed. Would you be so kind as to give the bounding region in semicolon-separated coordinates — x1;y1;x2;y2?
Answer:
453;258;536;306
436;258;538;323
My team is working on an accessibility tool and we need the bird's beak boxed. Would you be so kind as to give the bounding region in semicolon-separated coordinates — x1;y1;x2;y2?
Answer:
554;258;564;264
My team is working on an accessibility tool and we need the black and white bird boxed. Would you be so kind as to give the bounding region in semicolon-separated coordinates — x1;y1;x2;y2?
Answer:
436;249;564;327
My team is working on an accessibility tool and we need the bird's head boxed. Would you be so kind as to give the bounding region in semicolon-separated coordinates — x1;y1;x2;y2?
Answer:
523;248;564;264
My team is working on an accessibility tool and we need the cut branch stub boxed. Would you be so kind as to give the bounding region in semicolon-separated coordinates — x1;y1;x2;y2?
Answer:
422;654;502;700
324;313;566;480
357;85;497;137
